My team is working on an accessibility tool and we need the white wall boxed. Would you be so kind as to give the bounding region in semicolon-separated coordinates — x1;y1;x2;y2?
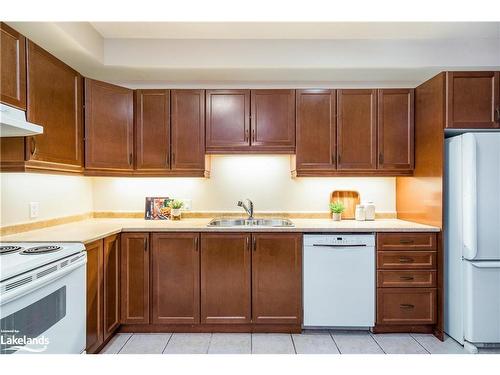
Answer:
92;156;395;213
0;173;93;226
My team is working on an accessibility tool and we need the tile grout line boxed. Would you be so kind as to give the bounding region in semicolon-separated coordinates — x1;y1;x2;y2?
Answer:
116;333;134;354
329;331;342;354
250;333;253;355
206;333;213;354
409;333;431;354
290;334;297;354
368;331;387;354
161;332;174;354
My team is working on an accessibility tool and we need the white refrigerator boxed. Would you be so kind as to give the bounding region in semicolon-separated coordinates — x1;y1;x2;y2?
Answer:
445;132;500;353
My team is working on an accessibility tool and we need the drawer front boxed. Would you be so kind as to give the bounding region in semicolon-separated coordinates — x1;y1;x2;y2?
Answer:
377;233;437;251
377;270;437;288
377;288;436;325
377;251;436;269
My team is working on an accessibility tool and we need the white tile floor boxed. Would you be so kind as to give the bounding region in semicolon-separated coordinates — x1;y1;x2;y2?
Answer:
100;330;500;354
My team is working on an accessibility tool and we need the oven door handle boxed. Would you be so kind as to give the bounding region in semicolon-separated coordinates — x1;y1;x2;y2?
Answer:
0;255;87;306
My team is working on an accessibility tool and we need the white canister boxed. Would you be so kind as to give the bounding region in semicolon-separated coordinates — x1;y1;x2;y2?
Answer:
364;202;376;221
355;204;366;221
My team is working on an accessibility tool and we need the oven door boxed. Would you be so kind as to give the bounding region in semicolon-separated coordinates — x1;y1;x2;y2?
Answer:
1;255;86;354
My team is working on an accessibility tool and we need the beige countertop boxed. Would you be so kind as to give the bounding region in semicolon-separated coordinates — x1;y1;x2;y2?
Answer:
0;218;440;244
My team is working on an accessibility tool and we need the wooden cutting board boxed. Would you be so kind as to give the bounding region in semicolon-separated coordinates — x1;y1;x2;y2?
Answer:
330;190;360;219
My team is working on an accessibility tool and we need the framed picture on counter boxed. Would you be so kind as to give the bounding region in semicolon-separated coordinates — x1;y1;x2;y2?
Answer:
145;197;173;220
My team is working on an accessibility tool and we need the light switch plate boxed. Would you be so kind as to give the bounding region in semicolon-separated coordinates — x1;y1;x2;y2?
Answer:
29;202;39;219
180;199;192;210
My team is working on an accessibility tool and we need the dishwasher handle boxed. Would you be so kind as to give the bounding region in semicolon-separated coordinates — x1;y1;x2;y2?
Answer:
311;244;367;247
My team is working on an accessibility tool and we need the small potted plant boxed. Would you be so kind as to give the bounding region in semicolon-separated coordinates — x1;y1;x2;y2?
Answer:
169;200;184;221
329;201;345;221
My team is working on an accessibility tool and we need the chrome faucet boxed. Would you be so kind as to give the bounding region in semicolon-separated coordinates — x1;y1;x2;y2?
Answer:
237;199;254;219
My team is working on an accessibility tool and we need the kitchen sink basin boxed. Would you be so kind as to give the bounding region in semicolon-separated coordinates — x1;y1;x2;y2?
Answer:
207;218;294;227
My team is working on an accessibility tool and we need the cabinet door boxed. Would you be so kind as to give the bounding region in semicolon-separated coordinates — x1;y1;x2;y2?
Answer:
206;89;250;151
121;233;150;324
446;71;500;129
252;233;302;325
377;89;414;171
85;79;134;172
135;89;170;172
171;89;205;171
337;89;377;170
152;233;200;324
200;233;251;324
295;89;336;170
85;240;103;353
103;234;120;341
26;41;83;171
0;23;26;110
251;89;295;152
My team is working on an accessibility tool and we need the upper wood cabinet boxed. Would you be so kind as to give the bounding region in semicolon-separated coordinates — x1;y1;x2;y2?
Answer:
337;89;377;170
295;89;336;171
85;240;103;354
377;89;414;171
206;89;250;152
252;233;302;325
135;89;170;172
171;89;206;171
251;89;295;152
200;233;252;324
103;234;120;342
121;233;150;325
446;71;500;129
84;79;134;174
151;233;200;324
0;23;26;110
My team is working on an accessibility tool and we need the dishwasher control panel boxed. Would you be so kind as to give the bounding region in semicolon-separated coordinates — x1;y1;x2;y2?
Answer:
303;234;375;247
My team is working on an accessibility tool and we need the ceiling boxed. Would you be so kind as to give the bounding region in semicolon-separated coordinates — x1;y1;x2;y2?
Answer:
7;22;500;88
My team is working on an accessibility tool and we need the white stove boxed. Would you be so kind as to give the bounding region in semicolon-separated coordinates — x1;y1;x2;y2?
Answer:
0;242;87;354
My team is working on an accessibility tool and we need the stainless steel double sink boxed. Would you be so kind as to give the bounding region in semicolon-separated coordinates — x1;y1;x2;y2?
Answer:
207;218;294;228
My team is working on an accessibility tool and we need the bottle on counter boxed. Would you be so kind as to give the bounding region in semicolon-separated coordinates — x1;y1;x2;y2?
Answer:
364;202;376;221
355;204;366;221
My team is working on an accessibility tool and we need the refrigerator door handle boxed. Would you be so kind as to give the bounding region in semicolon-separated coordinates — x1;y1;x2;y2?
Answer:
462;133;478;260
470;261;500;269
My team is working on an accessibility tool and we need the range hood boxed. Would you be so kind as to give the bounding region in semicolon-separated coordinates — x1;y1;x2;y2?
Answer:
0;103;43;137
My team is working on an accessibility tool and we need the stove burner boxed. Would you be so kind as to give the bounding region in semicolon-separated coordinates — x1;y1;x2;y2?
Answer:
20;245;62;255
0;246;23;255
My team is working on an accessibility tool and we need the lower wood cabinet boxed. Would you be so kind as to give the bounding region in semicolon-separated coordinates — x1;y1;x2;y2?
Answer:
200;233;252;324
377;288;437;325
121;233;150;324
152;233;200;324
252;233;302;324
85;234;120;354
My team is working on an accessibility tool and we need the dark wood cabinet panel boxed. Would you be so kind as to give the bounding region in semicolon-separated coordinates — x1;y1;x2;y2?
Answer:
337;89;377;170
252;233;302;324
121;233;150;324
446;71;500;129
377;288;436;325
377;89;414;170
103;234;120;341
85;240;103;353
151;233;200;324
206;89;250;151
135;89;170;172
377;270;437;288
200;233;251;324
25;41;83;172
251;89;295;152
0;23;26;110
171;89;206;171
377;251;437;270
84;79;134;173
295;89;336;171
377;233;437;251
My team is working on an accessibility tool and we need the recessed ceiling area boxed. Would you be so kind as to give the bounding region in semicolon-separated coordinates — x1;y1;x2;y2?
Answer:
7;22;500;88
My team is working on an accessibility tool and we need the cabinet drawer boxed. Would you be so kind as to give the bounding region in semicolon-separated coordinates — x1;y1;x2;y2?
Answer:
377;251;436;269
377;233;436;251
377;288;436;325
377;270;437;288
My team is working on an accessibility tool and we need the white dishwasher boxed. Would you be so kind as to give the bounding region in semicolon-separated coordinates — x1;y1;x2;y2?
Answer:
303;233;375;328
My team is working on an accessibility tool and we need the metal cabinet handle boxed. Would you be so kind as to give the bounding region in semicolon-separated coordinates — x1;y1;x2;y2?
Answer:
194;236;198;250
399;239;415;244
399;256;414;263
246;236;250;251
400;304;415;310
399;276;415;281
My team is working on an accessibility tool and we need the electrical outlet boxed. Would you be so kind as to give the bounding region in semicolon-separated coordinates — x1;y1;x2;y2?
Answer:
180;199;192;210
29;202;39;219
